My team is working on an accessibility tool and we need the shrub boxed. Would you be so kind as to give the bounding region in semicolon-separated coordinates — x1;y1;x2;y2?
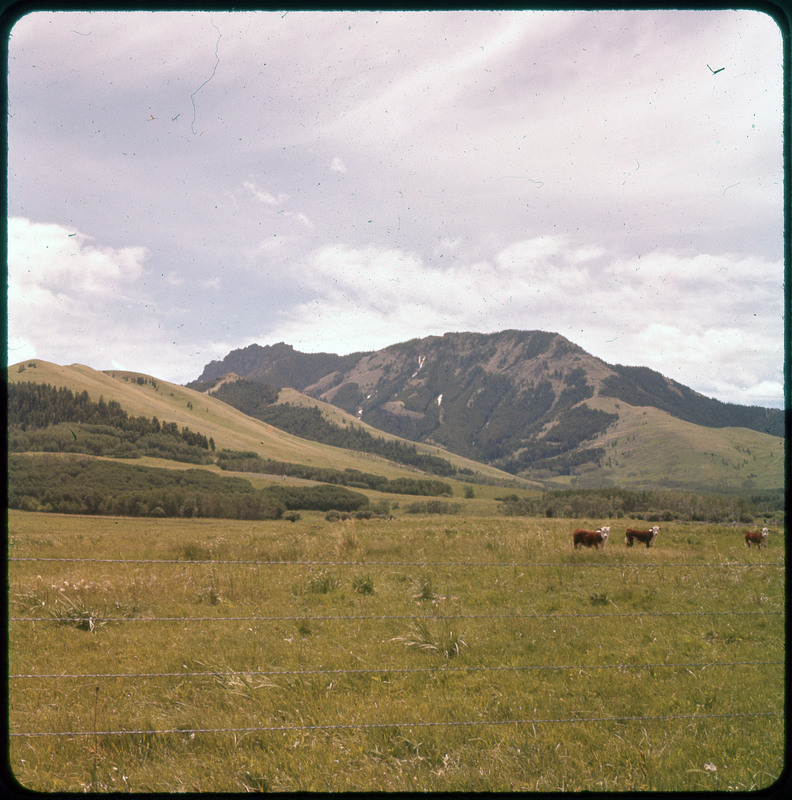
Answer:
307;571;340;594
589;593;610;606
391;619;467;658
412;576;442;602
352;575;374;595
49;595;107;632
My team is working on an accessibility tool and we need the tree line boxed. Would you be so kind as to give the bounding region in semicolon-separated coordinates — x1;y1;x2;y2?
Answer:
9;454;369;519
7;380;456;520
8;382;215;462
497;486;783;524
216;450;453;496
8;422;216;464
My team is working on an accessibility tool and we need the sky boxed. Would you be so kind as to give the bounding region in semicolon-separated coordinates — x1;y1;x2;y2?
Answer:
6;9;785;408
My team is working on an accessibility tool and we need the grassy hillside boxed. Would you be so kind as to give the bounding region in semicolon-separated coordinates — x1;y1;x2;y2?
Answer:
559;397;785;492
7;360;527;489
274;386;537;483
8;359;781;495
600;364;784;436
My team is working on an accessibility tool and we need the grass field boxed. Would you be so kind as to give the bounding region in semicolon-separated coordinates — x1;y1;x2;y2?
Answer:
7;509;785;792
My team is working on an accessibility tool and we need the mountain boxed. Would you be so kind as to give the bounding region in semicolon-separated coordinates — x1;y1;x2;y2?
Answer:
8;358;523;489
194;330;784;491
197;342;360;389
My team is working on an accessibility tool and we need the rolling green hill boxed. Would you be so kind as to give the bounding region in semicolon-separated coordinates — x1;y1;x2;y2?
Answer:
8;352;783;496
7;359;527;490
577;397;784;492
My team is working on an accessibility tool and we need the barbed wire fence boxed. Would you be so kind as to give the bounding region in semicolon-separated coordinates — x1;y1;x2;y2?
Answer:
9;712;785;740
8;554;785;741
9;556;786;566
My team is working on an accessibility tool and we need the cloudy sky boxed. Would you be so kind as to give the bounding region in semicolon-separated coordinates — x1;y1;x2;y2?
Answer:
7;9;784;407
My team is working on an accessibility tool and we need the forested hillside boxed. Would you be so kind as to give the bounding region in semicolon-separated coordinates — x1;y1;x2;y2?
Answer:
601;365;784;436
6;373;476;521
9;454;369;518
188;376;459;476
8;382;215;463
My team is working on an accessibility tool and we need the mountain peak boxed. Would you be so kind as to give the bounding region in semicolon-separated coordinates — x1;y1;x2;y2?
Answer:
193;330;783;484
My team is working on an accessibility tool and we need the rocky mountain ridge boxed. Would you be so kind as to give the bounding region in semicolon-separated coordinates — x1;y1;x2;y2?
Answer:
194;330;784;483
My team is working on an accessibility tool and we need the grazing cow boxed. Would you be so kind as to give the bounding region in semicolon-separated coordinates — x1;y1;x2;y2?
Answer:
573;526;610;549
625;525;660;548
744;527;769;549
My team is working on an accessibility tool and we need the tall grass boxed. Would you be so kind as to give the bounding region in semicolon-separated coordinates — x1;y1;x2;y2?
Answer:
7;510;784;792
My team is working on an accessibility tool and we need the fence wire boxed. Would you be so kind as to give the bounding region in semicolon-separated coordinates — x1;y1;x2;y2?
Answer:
8;556;784;567
9;609;783;624
8;659;783;681
9;544;784;748
10;711;783;738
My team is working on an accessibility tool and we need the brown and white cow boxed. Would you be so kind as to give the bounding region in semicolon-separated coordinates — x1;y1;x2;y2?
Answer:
744;527;769;549
625;526;660;548
573;526;610;549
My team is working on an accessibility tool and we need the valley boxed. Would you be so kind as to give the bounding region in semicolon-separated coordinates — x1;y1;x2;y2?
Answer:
6;334;785;792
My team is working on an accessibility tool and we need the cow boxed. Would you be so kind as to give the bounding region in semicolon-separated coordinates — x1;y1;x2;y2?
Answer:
625;525;660;548
573;526;610;549
744;527;769;549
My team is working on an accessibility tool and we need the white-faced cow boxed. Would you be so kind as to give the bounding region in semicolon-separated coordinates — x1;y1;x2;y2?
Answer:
744;527;769;549
625;525;660;548
573;526;610;549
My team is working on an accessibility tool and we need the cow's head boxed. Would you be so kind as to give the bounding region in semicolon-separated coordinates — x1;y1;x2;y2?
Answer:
599;528;609;546
761;527;769;539
650;525;660;542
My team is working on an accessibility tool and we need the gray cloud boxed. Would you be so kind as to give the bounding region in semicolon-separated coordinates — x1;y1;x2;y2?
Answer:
7;9;784;407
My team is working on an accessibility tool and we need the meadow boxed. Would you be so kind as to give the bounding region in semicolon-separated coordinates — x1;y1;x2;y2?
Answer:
7;509;785;793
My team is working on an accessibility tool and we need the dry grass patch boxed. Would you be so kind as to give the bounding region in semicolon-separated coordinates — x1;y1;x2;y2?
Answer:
7;510;784;792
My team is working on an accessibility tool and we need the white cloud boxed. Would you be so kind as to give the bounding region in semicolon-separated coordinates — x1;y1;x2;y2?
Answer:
730;380;785;408
243;181;289;206
572;245;605;263
8;217;146;302
7;336;37;364
610;323;783;407
237;180;313;233
8;214;779;406
288;211;314;229
496;236;568;268
261;237;783;407
165;272;185;286
7;217;155;368
434;237;462;255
